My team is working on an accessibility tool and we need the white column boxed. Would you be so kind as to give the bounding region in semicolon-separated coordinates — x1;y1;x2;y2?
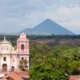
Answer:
7;55;11;71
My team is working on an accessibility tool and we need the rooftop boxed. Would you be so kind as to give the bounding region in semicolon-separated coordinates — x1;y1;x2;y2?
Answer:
0;71;29;80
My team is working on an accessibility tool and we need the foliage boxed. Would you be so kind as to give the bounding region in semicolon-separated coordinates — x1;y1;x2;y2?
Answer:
29;42;80;80
18;59;27;71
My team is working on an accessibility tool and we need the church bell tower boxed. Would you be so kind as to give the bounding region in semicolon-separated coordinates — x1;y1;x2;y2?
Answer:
17;33;29;70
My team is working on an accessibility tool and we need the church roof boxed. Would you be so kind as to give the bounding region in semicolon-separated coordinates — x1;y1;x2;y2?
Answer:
0;36;11;44
0;40;11;44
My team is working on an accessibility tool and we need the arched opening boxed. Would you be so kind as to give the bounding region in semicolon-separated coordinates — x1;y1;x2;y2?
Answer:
11;66;15;71
2;64;7;72
21;44;24;50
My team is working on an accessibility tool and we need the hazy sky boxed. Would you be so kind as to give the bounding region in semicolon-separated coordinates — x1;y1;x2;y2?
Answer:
0;0;80;34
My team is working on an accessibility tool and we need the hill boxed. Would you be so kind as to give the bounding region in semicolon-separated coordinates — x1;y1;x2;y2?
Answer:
19;19;75;35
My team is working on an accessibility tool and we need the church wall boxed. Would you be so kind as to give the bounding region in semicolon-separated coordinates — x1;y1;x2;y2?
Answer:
10;55;18;70
0;55;10;71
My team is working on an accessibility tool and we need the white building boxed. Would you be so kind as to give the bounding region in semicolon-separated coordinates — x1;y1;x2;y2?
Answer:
0;33;29;72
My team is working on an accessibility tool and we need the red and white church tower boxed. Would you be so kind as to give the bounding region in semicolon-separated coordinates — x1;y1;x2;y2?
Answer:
17;33;29;70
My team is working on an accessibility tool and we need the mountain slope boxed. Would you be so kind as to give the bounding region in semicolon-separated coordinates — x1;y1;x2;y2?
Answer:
19;19;75;35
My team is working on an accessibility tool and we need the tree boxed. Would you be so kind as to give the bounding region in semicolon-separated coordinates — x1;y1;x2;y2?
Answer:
18;59;27;71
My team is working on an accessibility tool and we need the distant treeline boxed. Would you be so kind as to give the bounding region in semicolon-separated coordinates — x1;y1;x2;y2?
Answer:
28;34;80;40
0;34;80;40
0;34;80;46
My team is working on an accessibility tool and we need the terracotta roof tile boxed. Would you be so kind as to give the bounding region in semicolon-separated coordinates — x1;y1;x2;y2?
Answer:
2;72;23;80
14;71;28;76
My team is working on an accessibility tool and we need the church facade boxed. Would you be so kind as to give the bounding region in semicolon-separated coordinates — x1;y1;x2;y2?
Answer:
0;33;29;72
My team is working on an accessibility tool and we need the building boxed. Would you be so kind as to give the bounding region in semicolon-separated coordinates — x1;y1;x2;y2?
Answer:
69;75;80;80
0;33;29;72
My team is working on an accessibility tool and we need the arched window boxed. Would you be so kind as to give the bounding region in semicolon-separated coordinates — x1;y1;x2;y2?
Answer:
21;44;24;50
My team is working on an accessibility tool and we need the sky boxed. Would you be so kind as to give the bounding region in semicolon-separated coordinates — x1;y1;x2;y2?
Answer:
0;0;80;34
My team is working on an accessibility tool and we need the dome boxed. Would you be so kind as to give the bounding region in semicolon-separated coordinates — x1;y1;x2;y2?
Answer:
0;36;11;44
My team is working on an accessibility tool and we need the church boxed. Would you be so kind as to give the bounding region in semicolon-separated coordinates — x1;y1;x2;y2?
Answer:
0;33;29;72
